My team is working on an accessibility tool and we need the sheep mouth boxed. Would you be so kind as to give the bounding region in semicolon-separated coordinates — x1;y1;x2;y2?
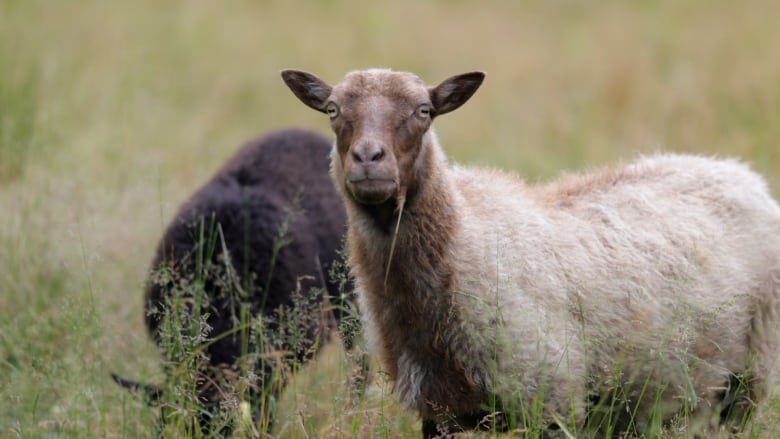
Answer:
346;177;397;205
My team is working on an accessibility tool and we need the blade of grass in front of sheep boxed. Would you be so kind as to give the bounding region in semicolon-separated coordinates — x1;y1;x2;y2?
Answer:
261;192;301;311
384;195;406;289
548;411;577;439
191;214;220;342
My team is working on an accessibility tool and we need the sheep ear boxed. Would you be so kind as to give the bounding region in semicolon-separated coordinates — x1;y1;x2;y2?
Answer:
429;72;485;116
281;69;333;113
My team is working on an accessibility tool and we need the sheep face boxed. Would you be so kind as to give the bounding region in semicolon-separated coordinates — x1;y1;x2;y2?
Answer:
282;69;485;206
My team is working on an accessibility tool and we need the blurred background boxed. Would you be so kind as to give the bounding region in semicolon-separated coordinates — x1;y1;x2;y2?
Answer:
2;0;779;437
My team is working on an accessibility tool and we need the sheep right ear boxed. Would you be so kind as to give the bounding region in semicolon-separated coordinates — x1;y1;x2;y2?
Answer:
429;72;485;116
281;69;333;113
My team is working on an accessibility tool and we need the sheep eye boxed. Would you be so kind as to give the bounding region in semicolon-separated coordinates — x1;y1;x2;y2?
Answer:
326;102;339;119
416;105;431;119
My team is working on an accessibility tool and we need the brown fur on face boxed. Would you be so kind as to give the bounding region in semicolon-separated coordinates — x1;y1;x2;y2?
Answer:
329;71;434;213
282;68;484;224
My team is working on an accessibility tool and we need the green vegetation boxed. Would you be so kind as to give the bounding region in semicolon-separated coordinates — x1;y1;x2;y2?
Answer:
1;0;779;437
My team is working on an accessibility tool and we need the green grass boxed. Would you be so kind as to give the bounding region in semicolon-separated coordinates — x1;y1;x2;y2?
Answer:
2;0;780;437
0;49;40;181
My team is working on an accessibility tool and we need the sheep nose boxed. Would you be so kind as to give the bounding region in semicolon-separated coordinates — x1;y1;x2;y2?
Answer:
352;142;386;164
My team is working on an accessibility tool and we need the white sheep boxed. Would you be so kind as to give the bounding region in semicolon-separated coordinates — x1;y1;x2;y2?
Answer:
282;68;780;437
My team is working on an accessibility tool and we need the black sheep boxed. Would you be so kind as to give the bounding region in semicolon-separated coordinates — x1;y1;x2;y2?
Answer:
114;128;363;436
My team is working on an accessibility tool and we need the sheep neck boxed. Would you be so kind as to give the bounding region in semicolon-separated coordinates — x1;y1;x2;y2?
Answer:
348;139;487;414
350;139;458;302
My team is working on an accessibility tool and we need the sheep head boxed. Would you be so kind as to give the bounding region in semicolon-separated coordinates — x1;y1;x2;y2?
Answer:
282;69;484;207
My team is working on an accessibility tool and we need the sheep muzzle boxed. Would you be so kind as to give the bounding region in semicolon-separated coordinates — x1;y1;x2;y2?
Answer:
345;176;398;205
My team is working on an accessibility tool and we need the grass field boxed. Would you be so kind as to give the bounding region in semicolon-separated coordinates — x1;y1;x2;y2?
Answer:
2;0;780;437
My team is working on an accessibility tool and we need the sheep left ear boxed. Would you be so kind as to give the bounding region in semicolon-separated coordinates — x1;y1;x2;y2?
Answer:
429;72;485;116
281;69;333;113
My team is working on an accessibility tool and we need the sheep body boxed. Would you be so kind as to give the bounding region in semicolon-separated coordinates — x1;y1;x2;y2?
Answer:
136;128;357;433
381;153;780;427
282;69;780;436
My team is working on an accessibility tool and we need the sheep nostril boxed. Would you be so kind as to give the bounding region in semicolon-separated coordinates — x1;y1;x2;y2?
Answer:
370;149;385;162
352;151;363;163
